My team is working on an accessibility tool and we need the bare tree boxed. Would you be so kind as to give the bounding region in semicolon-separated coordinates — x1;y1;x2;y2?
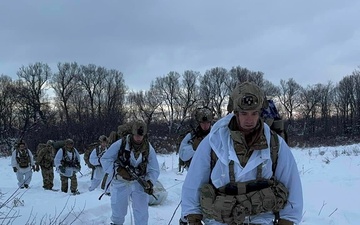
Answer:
103;69;127;117
127;88;161;127
199;67;228;118
152;72;181;134
79;64;106;118
0;75;16;139
175;70;200;128
298;84;322;134
335;76;353;134
318;82;334;134
16;62;52;123
277;78;302;122
51;62;81;122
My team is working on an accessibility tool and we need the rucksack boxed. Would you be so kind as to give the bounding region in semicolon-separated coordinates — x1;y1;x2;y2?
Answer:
261;99;288;143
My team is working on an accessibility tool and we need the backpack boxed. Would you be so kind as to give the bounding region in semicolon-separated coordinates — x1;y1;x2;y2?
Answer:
261;99;288;143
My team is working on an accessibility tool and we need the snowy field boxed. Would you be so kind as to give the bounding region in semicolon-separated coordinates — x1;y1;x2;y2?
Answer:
1;144;359;225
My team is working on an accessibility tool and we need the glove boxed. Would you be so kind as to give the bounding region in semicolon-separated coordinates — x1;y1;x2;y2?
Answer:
35;164;40;172
186;214;203;225
59;165;66;173
277;219;294;225
13;167;18;173
32;165;36;172
144;180;154;195
117;167;132;180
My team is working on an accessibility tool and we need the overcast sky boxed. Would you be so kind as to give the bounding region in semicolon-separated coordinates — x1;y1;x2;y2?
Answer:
1;0;359;91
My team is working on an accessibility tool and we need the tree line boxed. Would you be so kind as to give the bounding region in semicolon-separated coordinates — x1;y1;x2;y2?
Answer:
0;62;359;155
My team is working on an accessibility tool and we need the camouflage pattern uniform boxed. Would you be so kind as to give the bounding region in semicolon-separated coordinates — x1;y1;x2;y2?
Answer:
35;140;55;190
54;139;81;194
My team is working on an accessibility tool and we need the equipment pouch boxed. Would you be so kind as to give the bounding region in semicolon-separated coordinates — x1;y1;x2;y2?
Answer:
272;181;289;211
246;181;288;214
213;195;236;223
200;183;216;217
235;194;252;216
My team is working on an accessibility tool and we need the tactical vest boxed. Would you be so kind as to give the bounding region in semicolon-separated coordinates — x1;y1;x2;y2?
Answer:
201;130;289;224
62;148;80;168
16;149;31;168
116;135;150;178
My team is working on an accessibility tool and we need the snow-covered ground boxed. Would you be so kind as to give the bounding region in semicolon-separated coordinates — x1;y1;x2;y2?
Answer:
1;144;359;225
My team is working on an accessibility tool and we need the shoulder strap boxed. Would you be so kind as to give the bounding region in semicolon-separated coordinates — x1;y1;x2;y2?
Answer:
118;136;129;163
96;146;101;156
270;130;280;176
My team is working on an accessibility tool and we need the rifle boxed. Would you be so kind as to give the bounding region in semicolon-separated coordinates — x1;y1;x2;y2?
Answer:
118;160;158;200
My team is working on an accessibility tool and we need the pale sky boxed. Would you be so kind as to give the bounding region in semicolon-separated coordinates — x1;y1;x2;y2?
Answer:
1;0;359;90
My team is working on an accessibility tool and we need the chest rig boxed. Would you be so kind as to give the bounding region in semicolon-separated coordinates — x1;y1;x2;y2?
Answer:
116;135;150;178
201;127;289;225
16;149;30;168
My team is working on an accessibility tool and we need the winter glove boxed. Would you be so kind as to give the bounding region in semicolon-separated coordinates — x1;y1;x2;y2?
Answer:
186;214;203;225
13;167;18;173
277;219;294;225
144;180;154;195
35;164;40;172
32;165;36;172
58;165;66;173
117;167;132;180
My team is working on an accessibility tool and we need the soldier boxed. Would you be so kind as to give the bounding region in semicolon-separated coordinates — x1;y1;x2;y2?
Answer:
88;135;109;192
35;140;55;190
100;120;160;225
178;107;213;171
54;138;81;195
11;140;36;189
178;107;213;224
181;82;303;225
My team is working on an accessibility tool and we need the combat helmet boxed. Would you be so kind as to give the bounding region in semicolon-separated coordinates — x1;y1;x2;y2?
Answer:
98;135;108;142
131;120;147;136
65;138;74;145
230;81;265;112
193;107;213;123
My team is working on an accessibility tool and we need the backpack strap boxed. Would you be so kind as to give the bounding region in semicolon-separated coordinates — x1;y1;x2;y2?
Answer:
269;130;281;224
270;130;280;176
118;136;129;164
